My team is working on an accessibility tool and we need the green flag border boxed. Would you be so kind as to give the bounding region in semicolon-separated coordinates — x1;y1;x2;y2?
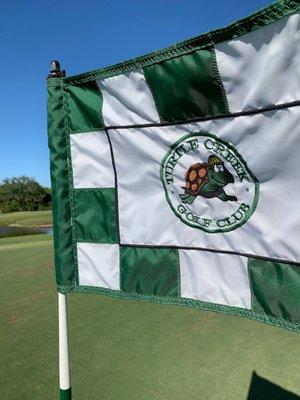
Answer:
72;278;300;333
47;81;300;334
47;0;300;332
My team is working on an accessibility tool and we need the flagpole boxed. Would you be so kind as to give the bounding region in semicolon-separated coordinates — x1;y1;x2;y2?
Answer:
58;292;72;400
47;60;70;400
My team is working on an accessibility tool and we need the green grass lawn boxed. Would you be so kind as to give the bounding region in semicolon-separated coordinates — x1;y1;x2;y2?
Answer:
1;234;300;400
0;210;52;227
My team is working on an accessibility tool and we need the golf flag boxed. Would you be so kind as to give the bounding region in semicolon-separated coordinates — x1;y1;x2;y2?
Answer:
47;0;300;332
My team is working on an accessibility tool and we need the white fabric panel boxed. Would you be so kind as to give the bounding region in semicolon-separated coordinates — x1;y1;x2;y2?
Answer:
110;106;300;263
97;69;160;126
70;131;114;188
77;243;120;289
215;12;300;112
179;250;251;309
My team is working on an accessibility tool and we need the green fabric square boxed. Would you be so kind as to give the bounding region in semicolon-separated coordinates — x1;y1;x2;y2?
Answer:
143;48;228;122
120;247;180;297
66;81;104;133
75;188;117;243
249;259;300;323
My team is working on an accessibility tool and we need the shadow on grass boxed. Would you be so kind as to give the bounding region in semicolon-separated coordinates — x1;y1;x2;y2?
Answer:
247;371;300;400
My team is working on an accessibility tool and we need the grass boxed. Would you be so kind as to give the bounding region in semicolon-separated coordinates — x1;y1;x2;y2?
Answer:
0;210;52;227
1;234;300;400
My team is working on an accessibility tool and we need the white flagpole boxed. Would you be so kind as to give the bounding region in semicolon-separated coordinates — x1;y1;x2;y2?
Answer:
58;292;72;400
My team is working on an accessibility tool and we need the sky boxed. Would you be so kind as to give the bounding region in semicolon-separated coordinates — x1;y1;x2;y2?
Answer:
0;0;274;187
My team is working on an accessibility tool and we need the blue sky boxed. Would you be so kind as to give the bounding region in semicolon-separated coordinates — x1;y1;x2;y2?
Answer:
0;0;273;186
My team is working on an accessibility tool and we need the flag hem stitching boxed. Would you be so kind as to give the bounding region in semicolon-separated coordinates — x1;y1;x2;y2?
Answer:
63;88;80;288
210;48;230;114
105;129;121;245
60;284;300;333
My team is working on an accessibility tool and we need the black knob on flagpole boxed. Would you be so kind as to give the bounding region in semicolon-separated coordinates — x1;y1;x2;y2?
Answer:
48;60;66;78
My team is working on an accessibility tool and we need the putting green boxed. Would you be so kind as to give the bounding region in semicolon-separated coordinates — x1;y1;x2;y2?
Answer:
0;234;299;399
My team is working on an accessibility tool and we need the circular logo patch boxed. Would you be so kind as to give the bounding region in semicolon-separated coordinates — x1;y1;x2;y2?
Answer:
160;132;259;233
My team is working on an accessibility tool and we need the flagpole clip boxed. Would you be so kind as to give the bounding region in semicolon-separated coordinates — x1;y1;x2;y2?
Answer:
48;60;66;78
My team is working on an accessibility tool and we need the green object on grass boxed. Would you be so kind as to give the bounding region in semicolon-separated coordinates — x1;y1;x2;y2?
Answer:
60;387;72;400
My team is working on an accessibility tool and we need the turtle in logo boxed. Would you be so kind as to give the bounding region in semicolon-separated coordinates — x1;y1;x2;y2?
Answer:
179;155;238;204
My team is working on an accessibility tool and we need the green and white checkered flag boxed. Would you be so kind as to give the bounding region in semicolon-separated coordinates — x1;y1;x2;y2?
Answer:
48;0;300;333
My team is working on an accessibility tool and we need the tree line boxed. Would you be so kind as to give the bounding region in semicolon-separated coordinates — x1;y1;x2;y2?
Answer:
0;176;51;213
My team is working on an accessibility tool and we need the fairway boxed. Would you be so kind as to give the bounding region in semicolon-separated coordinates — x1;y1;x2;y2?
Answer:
1;234;300;400
0;210;52;227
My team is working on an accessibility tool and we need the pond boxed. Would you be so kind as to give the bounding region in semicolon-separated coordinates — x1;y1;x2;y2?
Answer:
0;225;53;238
